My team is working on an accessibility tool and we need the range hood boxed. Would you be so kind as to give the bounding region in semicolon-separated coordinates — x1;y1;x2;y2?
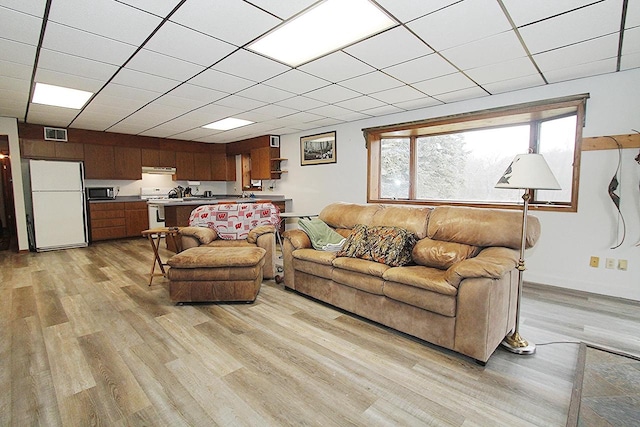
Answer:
142;166;176;175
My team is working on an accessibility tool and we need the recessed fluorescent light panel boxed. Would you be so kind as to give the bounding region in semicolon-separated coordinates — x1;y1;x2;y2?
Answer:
203;117;254;130
248;0;396;67
32;83;93;109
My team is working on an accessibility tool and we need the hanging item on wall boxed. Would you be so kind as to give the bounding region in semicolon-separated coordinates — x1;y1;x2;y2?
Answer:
633;129;640;246
607;136;625;249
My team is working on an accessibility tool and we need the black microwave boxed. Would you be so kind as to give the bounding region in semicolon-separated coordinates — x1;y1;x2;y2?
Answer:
86;187;116;200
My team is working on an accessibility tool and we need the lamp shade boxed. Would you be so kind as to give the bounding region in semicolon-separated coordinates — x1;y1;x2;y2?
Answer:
495;153;561;190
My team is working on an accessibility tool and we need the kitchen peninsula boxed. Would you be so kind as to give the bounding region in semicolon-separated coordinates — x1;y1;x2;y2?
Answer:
161;196;289;229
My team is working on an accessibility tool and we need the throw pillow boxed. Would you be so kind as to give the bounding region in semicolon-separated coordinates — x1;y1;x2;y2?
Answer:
412;237;480;270
337;224;417;267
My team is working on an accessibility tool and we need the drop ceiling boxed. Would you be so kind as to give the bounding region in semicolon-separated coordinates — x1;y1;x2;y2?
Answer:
0;0;637;143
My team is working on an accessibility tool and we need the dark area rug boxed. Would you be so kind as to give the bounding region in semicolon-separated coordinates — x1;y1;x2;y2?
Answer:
567;343;640;426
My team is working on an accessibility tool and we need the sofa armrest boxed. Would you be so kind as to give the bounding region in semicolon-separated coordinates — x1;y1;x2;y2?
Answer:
179;226;217;249
282;229;312;250
247;225;276;243
445;247;518;288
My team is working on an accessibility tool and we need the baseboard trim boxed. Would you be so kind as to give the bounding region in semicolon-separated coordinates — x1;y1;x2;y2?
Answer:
524;281;640;305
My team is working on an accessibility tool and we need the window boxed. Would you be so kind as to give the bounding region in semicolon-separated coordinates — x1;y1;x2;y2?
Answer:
366;95;586;212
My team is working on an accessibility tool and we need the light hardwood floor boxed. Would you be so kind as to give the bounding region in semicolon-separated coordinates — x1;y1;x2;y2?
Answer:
1;238;639;426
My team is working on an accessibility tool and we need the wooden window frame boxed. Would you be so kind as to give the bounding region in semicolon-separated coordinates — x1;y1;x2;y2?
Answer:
364;94;588;212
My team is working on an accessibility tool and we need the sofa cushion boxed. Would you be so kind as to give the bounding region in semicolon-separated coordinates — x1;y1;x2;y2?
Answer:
382;281;457;317
167;247;266;268
412;237;480;270
319;202;379;229
292;248;337;265
382;265;458;296
428;206;540;249
370;205;432;239
332;257;390;278
337;224;417;267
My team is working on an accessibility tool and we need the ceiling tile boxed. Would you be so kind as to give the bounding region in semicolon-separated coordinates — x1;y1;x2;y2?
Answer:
0;38;37;66
251;104;298;119
263;70;329;95
442;31;527;71
126;49;205;81
27;103;80;126
375;0;460;23
170;127;219;141
281;111;326;124
97;83;162;104
107;120;156;135
620;51;640;71
166;83;228;104
182;103;243;123
48;0;162;45
247;0;317;20
413;72;477;96
361;104;405;116
215;94;266;111
622;26;640;55
483;74;546;95
188;69;254;94
0;59;33;81
212;49;290;83
369;85;426;105
502;0;599;27
117;0;183;17
338;71;403;94
1;0;46;16
518;0;623;54
465;57;541;85
435;86;488;103
42;23;138;66
334;96;386;112
626;0;640;28
383;53;457;84
408;0;511;51
393;97;442;111
533;34;619;74
544;58;617;83
299;51;375;82
0;7;43;45
344;26;433;69
236;84;294;104
34;68;105;92
38;49;119;81
304;84;361;104
306;104;354;120
170;0;280;47
113;68;179;93
0;75;30;93
144;21;236;67
274;95;326;111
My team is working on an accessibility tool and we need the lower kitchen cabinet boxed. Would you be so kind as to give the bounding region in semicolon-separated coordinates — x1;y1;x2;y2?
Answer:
89;201;149;241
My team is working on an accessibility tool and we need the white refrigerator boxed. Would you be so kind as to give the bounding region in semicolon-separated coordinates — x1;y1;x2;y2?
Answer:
29;159;88;251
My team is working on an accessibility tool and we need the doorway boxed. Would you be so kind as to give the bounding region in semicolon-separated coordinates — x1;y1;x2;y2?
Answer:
0;136;16;251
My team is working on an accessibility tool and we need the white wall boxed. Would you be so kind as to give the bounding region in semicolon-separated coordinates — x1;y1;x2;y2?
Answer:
276;68;640;301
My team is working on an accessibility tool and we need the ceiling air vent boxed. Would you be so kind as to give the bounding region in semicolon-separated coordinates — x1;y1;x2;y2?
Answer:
44;127;68;142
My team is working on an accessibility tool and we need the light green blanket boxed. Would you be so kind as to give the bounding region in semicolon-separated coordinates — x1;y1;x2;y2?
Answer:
298;218;345;251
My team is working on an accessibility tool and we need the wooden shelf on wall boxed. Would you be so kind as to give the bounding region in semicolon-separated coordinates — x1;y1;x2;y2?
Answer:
581;133;640;151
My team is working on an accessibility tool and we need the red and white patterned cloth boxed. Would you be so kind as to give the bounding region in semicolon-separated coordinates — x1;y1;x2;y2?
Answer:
188;203;280;240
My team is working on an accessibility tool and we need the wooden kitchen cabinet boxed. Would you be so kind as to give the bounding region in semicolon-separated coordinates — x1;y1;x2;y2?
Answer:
210;152;232;181
21;139;84;160
250;146;271;180
124;201;149;237
114;146;142;180
194;156;211;181
175;151;195;180
89;202;126;241
89;201;149;241
84;144;116;179
141;148;176;167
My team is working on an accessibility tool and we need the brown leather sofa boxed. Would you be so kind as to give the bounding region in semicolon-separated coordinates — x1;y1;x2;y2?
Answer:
282;202;541;363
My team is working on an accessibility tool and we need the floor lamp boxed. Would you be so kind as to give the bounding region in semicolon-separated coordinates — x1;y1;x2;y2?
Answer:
495;153;560;355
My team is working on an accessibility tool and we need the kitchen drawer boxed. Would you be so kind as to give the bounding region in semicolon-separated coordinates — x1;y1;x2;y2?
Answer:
91;218;126;228
124;201;148;210
91;226;127;241
89;202;125;211
90;210;125;220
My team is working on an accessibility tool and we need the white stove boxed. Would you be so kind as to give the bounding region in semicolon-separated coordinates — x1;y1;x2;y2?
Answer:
141;188;180;228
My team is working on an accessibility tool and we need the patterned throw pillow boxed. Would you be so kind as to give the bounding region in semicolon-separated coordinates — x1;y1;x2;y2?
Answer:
337;224;417;267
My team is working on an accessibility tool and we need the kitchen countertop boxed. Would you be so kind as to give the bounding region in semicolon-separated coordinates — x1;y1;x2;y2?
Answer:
156;196;289;207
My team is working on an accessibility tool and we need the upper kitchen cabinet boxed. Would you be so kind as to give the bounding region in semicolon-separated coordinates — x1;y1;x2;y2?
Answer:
250;146;284;180
175;151;195;181
21;139;84;160
210;152;235;181
114;146;142;180
84;144;141;180
141;148;176;168
84;144;115;179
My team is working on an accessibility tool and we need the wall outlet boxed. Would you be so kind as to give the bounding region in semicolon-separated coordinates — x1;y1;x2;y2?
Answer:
618;259;628;271
589;256;599;268
605;258;615;269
